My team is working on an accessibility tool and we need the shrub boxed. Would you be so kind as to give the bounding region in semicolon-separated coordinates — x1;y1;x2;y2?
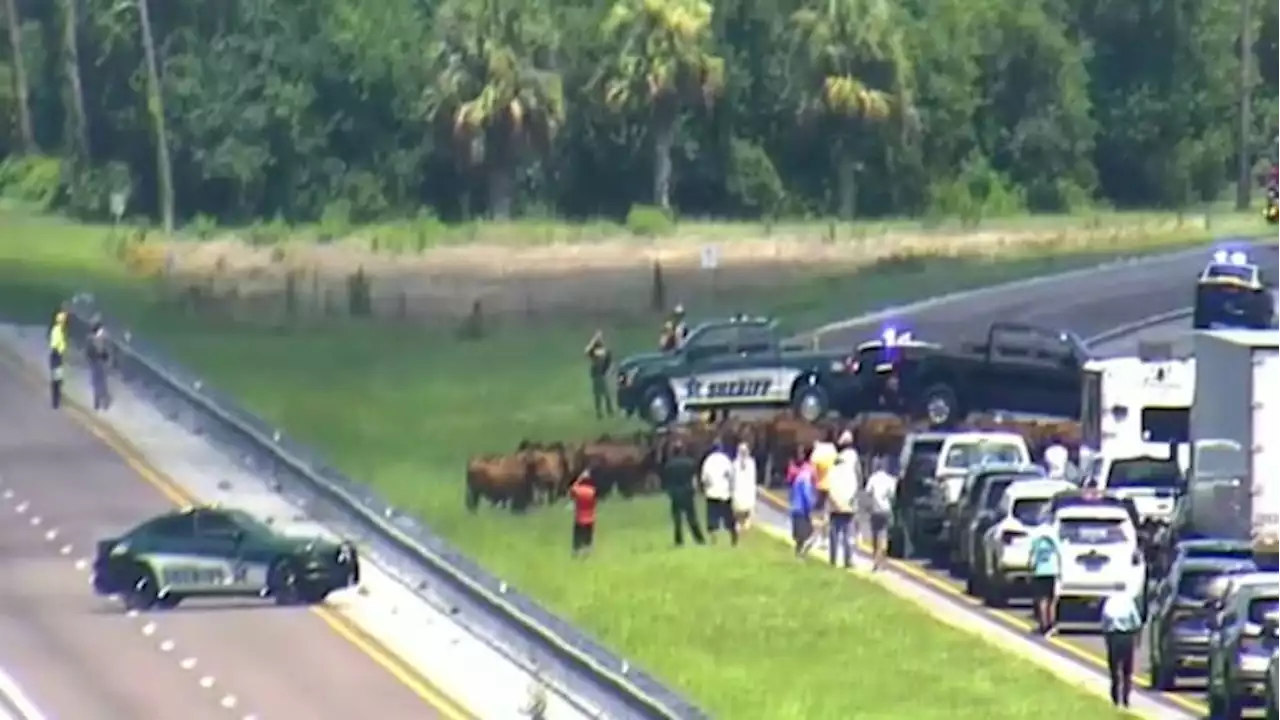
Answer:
625;204;674;237
0;155;64;210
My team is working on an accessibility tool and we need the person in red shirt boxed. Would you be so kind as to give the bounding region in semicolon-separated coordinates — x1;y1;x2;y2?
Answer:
569;469;598;557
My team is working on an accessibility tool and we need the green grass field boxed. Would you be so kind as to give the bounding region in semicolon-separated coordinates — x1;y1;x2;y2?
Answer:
0;207;1245;718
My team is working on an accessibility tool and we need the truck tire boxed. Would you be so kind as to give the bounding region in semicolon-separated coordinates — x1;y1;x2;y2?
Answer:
641;385;677;427
920;383;960;427
791;384;829;423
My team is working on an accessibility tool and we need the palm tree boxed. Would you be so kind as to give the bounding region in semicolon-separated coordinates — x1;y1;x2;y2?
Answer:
422;0;564;219
596;0;725;211
2;0;34;153
61;0;91;161
789;0;911;218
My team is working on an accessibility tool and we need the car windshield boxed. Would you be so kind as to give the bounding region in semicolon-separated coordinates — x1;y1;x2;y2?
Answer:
223;509;274;536
1248;596;1279;626
983;478;1018;510
1012;497;1051;525
1206;263;1254;283
944;442;1023;469
1059;517;1127;544
1178;569;1230;599
1107;458;1181;489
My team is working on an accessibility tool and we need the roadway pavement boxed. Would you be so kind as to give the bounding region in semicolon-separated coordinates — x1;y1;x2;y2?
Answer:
0;362;445;719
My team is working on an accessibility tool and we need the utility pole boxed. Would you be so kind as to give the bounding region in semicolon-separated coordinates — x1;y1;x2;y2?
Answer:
1235;0;1253;210
136;0;174;233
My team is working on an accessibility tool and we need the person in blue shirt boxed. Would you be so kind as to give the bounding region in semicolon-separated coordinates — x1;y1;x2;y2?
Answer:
789;464;817;557
1028;520;1061;635
1100;590;1144;708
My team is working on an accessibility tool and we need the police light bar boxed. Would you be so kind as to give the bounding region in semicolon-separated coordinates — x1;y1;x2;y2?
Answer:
1212;250;1249;265
881;326;914;345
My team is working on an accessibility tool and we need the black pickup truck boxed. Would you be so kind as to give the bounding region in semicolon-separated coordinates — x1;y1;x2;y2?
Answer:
841;321;1089;426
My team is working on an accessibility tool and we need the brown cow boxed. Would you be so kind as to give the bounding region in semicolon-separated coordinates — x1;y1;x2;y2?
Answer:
575;436;660;499
465;453;535;512
517;440;574;504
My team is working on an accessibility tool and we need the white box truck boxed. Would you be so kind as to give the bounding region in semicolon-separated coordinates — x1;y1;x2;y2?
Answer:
1187;329;1278;551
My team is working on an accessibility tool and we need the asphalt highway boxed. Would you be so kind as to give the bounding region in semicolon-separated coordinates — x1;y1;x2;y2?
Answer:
0;363;446;719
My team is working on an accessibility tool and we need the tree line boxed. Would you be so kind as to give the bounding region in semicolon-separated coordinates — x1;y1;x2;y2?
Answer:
0;0;1276;231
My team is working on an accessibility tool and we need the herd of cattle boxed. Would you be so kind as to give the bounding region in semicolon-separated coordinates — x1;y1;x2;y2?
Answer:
464;413;1084;512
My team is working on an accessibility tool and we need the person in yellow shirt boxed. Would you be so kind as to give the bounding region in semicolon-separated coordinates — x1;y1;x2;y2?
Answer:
48;310;68;409
808;428;838;540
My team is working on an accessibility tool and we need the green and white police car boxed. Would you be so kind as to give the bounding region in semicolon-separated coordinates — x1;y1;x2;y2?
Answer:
93;505;359;610
614;317;856;426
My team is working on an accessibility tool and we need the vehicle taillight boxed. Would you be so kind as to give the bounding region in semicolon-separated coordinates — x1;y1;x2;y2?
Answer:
845;357;858;373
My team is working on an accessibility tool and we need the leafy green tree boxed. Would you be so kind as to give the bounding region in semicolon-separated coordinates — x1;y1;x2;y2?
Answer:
2;0;34;152
595;0;725;211
787;0;911;218
422;0;565;219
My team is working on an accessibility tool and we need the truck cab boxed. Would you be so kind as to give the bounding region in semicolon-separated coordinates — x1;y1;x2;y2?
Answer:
900;322;1088;426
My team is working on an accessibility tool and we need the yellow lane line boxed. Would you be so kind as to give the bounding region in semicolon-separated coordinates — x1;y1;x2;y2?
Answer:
0;350;475;720
758;490;1208;715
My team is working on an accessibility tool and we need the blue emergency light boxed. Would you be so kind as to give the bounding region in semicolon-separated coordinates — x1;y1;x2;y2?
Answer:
881;326;914;345
1212;249;1249;265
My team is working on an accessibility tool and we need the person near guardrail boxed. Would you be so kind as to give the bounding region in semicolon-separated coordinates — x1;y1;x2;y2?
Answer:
1028;516;1062;635
568;469;597;558
1100;589;1144;708
660;439;706;547
583;330;614;419
85;319;111;411
48;310;68;409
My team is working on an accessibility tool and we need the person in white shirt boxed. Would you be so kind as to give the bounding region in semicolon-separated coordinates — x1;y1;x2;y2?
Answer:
1100;590;1144;708
1043;443;1070;479
730;441;758;532
862;457;898;570
825;431;861;568
699;442;737;545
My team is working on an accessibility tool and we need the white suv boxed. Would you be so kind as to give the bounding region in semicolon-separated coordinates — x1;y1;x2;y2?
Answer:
975;478;1077;606
1051;493;1147;617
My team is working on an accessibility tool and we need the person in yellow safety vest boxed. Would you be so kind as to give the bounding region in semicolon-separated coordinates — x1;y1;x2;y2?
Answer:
48;311;68;409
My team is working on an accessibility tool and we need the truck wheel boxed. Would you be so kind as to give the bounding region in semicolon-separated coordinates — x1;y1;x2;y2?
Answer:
920;384;960;427
791;384;829;423
123;563;161;611
642;386;677;427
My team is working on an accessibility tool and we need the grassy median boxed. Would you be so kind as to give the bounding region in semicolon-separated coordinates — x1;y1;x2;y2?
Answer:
0;207;1241;718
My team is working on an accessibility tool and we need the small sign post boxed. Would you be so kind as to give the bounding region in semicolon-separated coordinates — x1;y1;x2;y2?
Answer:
700;244;721;299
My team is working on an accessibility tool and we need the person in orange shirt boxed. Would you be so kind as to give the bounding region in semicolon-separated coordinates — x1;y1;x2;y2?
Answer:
569;469;598;558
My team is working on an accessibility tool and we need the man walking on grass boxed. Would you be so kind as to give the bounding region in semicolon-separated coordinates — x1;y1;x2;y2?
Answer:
825;431;860;568
700;441;737;546
661;439;705;547
568;469;597;558
789;462;817;557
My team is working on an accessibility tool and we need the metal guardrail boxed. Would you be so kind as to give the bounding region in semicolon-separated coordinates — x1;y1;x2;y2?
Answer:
65;294;705;720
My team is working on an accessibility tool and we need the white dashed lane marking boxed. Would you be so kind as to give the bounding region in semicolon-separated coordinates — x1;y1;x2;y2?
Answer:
0;483;263;719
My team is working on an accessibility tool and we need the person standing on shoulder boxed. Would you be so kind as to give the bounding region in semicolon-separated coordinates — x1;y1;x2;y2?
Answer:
568;469;598;558
661;439;705;546
85;319;111;411
48;310;68;409
1028;515;1062;635
1100;589;1144;708
671;304;689;346
862;457;898;571
825;431;860;568
809;429;838;547
700;441;737;546
730;440;758;532
789;462;817;557
583;331;614;419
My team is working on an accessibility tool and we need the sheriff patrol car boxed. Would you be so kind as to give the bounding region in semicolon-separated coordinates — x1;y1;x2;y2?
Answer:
1193;249;1276;330
614;317;853;426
